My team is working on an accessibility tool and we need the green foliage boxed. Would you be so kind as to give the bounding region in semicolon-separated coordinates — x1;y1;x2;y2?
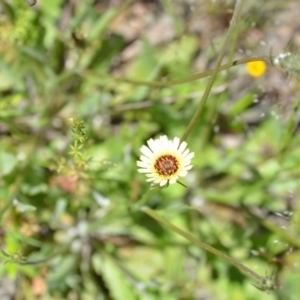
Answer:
0;0;300;299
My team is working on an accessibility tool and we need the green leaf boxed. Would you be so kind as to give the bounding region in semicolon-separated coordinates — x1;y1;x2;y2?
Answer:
47;255;78;289
228;93;254;117
92;253;137;300
129;39;162;102
0;152;16;176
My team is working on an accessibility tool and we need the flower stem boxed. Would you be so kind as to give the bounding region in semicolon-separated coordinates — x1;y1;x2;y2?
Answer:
133;186;159;209
84;56;268;88
181;0;243;142
141;206;263;282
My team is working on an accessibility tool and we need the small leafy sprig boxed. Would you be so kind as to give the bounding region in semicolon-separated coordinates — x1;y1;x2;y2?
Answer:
71;118;87;144
273;51;300;75
0;248;26;265
68;118;90;170
50;118;90;194
252;270;278;293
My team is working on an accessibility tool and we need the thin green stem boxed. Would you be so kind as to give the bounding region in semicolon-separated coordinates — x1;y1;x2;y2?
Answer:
181;0;243;141
228;2;243;64
141;206;263;282
279;93;300;160
83;56;268;88
133;186;159;210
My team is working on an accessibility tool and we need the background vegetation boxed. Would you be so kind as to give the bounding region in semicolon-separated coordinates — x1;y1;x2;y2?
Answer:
1;0;300;299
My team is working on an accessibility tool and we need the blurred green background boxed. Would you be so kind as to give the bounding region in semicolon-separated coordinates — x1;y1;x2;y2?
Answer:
1;0;300;299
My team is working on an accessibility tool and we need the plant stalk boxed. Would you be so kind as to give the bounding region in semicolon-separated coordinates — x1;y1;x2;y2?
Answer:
142;206;263;282
181;0;243;141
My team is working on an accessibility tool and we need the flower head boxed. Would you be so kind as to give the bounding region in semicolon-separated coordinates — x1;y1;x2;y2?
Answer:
246;61;266;77
137;135;194;187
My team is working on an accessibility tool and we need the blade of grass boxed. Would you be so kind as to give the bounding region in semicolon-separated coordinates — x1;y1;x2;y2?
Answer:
181;0;243;141
141;206;263;283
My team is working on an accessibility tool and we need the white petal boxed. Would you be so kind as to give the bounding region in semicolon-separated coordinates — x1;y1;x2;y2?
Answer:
183;165;193;170
153;178;162;184
140;145;153;158
159;179;168;186
137;161;150;168
146;177;156;182
169;178;177;184
183;152;194;161
182;149;190;158
147;138;158;152
140;155;151;163
159;135;169;150
172;137;180;150
145;174;155;178
138;168;150;173
153;138;162;152
183;160;192;166
179;170;187;177
178;141;187;154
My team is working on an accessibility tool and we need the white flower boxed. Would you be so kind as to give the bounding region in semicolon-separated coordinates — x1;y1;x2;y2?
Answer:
137;135;194;187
